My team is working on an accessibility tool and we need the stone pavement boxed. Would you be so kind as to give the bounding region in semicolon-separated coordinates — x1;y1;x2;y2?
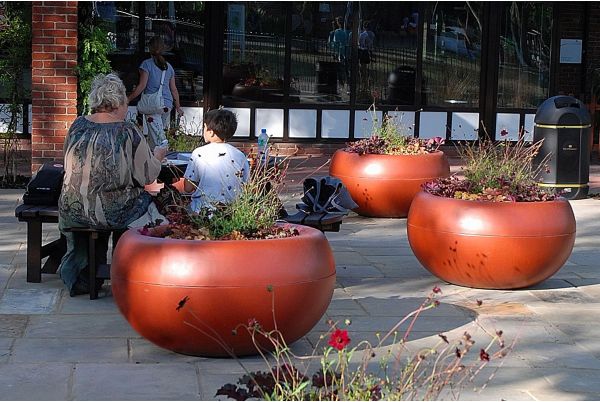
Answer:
1;159;600;400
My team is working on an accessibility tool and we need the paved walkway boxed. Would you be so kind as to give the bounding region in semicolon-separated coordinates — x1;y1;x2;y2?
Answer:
1;159;600;400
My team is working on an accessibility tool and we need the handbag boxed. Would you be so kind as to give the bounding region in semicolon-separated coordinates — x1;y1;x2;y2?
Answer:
22;162;65;206
136;69;166;115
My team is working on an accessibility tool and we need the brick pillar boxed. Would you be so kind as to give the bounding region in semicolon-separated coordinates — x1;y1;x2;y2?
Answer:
31;1;78;172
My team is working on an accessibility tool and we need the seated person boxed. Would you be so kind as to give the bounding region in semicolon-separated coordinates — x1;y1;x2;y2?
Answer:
59;73;168;297
183;109;250;212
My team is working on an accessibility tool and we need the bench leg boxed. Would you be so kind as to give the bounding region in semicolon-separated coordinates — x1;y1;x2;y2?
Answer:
89;232;98;300
26;220;42;283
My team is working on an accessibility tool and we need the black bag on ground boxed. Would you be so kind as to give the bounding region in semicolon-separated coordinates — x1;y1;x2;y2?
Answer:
300;176;358;214
23;162;64;206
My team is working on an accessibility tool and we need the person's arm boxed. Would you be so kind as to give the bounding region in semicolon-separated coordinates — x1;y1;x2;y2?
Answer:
128;124;162;185
169;75;184;116
183;152;201;193
127;69;149;103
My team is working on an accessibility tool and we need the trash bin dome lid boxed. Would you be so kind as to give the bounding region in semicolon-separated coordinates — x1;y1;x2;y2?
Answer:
535;95;591;125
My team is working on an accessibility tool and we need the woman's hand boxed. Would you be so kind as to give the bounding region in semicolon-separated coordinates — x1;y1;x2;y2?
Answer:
175;106;184;116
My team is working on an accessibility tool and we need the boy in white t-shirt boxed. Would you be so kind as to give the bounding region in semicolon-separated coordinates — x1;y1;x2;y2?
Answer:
183;109;250;212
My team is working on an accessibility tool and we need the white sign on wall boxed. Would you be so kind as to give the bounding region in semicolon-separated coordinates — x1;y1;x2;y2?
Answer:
560;39;582;64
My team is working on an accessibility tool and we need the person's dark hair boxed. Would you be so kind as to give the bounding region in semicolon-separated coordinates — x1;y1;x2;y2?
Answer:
335;16;343;28
363;21;371;30
204;109;238;141
148;36;168;71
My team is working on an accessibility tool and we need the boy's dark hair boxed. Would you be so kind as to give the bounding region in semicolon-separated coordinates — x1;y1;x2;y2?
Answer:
204;109;238;141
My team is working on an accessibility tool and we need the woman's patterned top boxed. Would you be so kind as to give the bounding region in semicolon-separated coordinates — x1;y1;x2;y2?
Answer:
59;116;161;229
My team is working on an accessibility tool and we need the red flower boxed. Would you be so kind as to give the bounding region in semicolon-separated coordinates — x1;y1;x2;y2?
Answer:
328;329;351;350
480;348;490;361
432;285;442;294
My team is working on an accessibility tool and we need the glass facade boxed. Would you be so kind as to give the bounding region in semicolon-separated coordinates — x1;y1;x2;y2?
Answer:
0;1;560;139
497;2;553;109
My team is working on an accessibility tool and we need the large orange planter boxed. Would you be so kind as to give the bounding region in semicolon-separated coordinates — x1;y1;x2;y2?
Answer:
407;191;576;289
329;150;450;218
111;224;335;357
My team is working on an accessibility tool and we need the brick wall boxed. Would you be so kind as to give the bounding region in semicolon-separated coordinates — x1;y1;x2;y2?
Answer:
30;1;78;172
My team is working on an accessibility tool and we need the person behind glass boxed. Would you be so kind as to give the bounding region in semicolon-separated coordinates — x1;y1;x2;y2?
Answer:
127;36;184;150
183;109;250;213
329;16;350;86
59;73;169;297
359;21;376;82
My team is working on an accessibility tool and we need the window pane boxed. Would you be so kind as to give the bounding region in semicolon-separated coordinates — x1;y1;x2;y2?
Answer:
222;2;286;105
290;2;352;105
97;2;140;54
145;2;205;104
498;2;552;109
422;2;482;107
356;3;419;106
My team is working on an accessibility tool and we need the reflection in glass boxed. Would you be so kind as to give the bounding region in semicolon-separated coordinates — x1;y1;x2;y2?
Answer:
145;2;205;104
498;2;552;108
98;2;205;105
222;2;286;104
356;3;418;106
423;2;482;107
289;2;352;105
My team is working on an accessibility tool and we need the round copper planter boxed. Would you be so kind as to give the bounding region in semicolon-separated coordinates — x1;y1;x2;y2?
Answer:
407;191;576;289
329;150;450;218
111;224;335;357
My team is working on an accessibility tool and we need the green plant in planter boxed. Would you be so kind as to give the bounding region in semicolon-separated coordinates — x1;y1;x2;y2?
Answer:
144;161;290;240
346;103;444;156
214;287;511;400
424;137;556;202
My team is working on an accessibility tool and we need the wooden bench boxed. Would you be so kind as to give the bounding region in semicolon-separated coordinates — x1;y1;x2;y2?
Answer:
15;204;64;283
15;204;119;299
62;227;122;300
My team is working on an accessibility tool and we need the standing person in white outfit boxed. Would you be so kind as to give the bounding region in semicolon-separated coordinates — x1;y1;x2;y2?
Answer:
183;109;250;212
127;36;184;149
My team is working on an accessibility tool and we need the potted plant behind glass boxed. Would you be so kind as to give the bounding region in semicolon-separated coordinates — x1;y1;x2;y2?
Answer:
111;162;336;357
329;105;450;218
407;137;576;289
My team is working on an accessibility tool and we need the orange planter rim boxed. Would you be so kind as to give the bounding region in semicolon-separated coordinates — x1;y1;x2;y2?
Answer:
133;222;321;245
337;149;445;158
418;189;572;206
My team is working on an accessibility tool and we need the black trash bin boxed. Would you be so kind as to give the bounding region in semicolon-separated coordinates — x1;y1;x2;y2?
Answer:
533;95;592;200
388;66;416;105
315;61;338;95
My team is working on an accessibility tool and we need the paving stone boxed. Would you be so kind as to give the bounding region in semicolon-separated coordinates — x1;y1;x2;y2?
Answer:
58;292;120;314
129;338;207;364
0;289;60;314
25;314;138;338
335;264;383;278
11;338;128;363
72;363;200;400
514;342;600;369
356;296;475;318
540;367;600;393
0;314;28;337
332;251;371;265
0;338;13;363
0;363;71;400
317;313;474;334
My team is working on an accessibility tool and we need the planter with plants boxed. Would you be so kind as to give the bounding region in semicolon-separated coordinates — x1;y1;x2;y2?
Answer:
111;164;336;357
329;108;449;218
407;139;576;289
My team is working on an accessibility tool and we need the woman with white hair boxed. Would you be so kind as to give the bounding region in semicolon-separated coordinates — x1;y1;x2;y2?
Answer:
59;73;168;297
128;36;183;149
